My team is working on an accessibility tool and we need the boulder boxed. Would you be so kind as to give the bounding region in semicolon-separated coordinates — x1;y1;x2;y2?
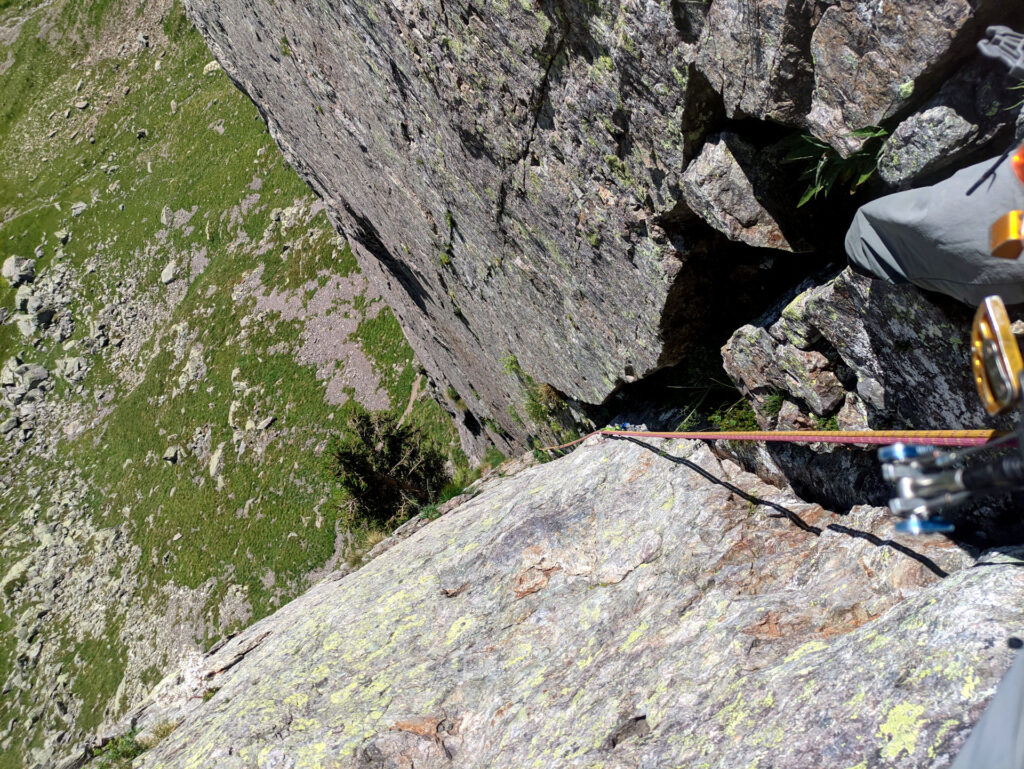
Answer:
2;257;35;287
694;0;816;125
208;443;224;478
160;260;177;284
876;55;1023;188
679;133;802;252
15;365;49;391
13;285;33;312
14;308;54;337
877;107;979;187
807;0;1004;154
0;357;20;387
723;268;994;429
55;357;87;383
721;268;1014;513
1;556;32;597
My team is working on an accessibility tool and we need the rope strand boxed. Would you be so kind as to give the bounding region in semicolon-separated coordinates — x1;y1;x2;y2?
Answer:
538;428;1003;454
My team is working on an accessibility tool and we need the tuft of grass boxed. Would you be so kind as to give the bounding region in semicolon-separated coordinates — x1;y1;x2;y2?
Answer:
762;391;785;419
483;445;506;468
88;732;146;769
137;720;179;750
501;355;578;441
708;399;760;432
781;126;888;207
812;413;840;431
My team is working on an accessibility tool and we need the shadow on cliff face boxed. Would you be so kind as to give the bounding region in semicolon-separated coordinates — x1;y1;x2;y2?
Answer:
609;262;1024;553
718;272;1024;549
742;439;1024;552
614;435;952;578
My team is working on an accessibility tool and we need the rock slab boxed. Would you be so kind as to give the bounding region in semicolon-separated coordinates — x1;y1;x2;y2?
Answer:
125;438;1023;769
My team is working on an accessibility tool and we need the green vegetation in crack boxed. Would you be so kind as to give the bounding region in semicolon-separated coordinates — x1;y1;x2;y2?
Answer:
781;126;889;207
502;353;580;444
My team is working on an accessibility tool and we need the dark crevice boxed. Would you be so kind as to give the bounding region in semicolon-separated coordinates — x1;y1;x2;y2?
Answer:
655;224;818;370
610;105;631;160
518;24;570;189
669;0;708;45
606;715;650;749
679;65;726;162
462;410;483;437
494;178;509;226
389;58;411;103
344;203;430;313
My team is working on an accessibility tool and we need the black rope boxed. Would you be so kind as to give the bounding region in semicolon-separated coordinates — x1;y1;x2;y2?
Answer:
614;435;949;578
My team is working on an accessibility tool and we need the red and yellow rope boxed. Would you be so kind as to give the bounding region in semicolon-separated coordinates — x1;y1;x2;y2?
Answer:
540;428;1004;453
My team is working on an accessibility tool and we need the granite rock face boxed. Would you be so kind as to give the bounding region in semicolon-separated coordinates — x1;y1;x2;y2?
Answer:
719;268;1016;513
115;436;1024;768
184;0;1018;454
185;0;728;454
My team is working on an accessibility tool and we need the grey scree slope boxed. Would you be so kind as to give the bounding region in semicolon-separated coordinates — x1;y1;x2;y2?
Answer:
127;436;1024;769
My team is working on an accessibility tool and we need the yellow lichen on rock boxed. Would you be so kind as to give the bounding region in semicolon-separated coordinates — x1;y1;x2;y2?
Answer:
878;702;926;760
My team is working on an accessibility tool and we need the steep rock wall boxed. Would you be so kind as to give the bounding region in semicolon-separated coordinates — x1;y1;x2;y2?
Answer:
183;0;1018;455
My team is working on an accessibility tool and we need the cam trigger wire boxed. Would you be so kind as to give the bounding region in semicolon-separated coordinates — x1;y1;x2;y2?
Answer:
966;143;1014;197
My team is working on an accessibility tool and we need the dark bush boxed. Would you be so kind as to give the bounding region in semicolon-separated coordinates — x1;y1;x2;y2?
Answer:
328;411;450;528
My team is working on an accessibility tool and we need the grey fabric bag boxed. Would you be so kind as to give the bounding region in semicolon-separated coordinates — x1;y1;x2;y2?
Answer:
950;650;1024;768
846;152;1024;306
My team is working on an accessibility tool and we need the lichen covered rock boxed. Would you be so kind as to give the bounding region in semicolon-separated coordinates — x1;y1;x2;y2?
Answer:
680;133;803;252
808;0;1003;154
123;437;1023;768
183;0;1021;454
877;106;979;187
719;268;1019;515
723;268;997;432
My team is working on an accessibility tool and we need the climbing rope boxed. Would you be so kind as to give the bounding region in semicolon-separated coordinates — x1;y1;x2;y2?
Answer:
540;428;1003;454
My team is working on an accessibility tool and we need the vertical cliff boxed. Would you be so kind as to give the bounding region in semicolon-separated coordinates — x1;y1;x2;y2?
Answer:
184;0;1017;454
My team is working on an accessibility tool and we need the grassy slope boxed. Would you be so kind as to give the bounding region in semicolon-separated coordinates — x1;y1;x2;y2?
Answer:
0;1;460;763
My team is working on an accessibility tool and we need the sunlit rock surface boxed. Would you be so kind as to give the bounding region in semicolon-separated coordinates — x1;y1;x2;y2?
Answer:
184;0;1018;453
125;437;1024;768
